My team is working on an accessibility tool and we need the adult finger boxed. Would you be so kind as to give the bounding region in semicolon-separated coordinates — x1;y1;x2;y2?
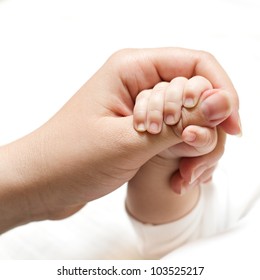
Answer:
109;48;241;135
172;165;217;195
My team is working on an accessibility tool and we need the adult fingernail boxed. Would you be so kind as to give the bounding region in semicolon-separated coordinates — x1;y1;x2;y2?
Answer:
236;116;243;137
190;165;207;184
173;179;187;195
201;94;230;121
180;186;187;196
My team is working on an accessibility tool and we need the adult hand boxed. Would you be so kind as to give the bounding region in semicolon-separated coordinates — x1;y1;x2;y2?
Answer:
0;48;240;233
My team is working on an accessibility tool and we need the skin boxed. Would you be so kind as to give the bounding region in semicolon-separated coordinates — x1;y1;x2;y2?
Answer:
0;48;241;233
127;77;231;224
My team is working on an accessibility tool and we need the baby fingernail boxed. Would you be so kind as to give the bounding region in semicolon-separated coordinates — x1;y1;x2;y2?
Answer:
165;115;175;125
149;122;160;134
184;98;195;108
137;123;146;132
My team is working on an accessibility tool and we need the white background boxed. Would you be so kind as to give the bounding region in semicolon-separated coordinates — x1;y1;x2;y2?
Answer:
0;0;260;278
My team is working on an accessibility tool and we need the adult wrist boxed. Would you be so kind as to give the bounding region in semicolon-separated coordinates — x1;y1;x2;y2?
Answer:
0;136;47;233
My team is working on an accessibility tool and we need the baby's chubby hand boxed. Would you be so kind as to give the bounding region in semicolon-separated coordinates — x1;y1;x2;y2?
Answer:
133;75;232;152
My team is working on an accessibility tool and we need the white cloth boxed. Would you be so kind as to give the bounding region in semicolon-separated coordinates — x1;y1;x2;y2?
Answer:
129;169;260;259
161;187;260;279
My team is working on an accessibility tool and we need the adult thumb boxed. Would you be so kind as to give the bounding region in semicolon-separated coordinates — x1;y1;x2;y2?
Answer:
111;115;182;168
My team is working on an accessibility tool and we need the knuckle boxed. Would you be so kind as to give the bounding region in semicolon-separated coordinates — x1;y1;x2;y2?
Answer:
110;48;134;60
197;50;216;63
170;76;188;83
108;48;137;68
136;89;151;101
153;81;168;92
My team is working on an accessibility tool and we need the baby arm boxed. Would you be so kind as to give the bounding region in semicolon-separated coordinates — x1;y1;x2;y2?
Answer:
126;76;232;259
